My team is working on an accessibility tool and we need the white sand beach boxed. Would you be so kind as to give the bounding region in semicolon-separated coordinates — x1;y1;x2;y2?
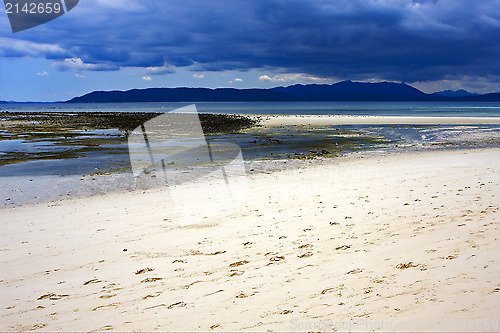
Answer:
258;115;500;126
1;146;499;332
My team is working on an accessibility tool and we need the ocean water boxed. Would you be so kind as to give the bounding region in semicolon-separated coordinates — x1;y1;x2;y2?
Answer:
2;101;500;117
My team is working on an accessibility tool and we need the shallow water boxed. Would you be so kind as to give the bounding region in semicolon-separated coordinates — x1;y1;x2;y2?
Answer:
1;127;500;207
1;103;500;206
2;101;500;116
0;126;387;177
1;122;500;178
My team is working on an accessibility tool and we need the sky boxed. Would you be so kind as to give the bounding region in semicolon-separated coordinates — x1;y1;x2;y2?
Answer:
1;0;500;102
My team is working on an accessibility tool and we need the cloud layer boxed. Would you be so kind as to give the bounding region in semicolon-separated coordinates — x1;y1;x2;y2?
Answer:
2;0;500;85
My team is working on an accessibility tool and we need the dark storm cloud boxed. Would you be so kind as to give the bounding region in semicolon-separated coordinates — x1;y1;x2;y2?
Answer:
2;0;500;82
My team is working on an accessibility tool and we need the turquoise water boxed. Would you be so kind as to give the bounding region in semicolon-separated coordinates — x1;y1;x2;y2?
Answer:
2;101;500;117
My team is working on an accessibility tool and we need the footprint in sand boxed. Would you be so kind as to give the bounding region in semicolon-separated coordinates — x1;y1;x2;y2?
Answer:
37;293;69;300
135;268;154;274
229;260;249;268
140;277;163;283
321;287;342;296
204;289;224;297
235;291;255;298
31;324;46;330
229;270;245;277
101;283;121;292
83;278;102;285
92;303;118;311
97;325;113;331
183;281;202;289
143;292;162;299
167;301;186;309
395;262;426;270
172;259;186;263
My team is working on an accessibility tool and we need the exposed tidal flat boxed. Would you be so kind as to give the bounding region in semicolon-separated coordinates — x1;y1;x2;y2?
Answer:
0;111;256;169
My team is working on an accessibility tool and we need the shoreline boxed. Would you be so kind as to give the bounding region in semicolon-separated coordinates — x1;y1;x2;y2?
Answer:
255;114;500;126
1;147;500;331
2;144;498;209
2;113;500;208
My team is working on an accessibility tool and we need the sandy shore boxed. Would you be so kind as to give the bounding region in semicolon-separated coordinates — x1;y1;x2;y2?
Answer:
257;115;500;126
1;147;499;332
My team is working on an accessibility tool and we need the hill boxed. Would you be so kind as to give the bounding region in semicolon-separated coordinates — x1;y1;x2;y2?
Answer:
65;81;500;103
433;89;478;98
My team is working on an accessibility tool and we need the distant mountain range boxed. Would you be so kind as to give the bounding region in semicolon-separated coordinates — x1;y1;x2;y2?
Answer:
49;81;500;103
433;89;479;98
